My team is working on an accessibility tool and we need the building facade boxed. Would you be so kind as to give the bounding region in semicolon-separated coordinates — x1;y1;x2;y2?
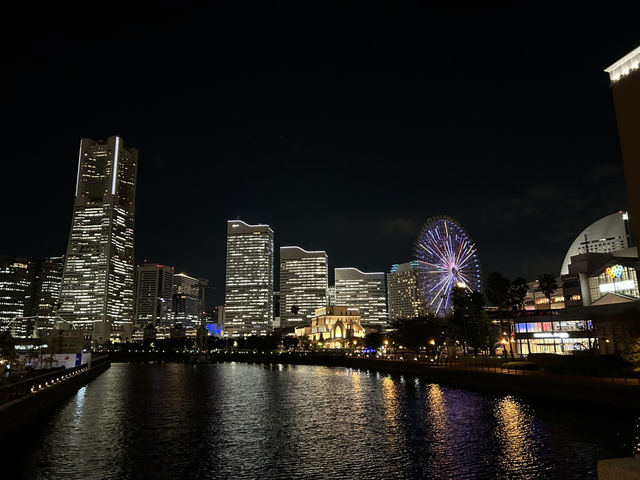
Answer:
172;273;202;327
134;264;174;327
606;46;640;246
224;220;274;337
560;211;632;275
0;257;36;336
279;246;328;331
523;277;566;311
295;306;364;349
59;136;138;342
564;249;639;306
513;313;595;355
32;255;65;337
387;261;428;321
335;268;388;328
327;286;336;306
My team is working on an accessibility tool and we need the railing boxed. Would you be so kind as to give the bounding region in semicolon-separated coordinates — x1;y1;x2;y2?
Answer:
0;355;109;406
370;354;640;386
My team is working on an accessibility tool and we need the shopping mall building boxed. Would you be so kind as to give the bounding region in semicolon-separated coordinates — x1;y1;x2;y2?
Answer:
513;211;640;355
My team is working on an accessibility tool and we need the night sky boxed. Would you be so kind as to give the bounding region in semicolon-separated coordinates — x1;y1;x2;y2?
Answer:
3;5;639;306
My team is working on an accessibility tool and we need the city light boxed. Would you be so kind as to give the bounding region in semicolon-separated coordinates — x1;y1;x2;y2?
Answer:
414;216;481;317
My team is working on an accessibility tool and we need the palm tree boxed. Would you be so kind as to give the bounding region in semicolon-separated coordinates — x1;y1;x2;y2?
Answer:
537;273;559;354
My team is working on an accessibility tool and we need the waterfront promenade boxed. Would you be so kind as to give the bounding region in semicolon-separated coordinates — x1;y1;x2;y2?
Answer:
0;353;111;441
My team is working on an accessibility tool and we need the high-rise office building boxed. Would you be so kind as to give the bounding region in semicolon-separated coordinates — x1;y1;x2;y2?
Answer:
33;255;65;335
135;264;174;327
335;267;388;328
387;261;428;321
327;286;336;306
59;136;138;343
605;46;640;245
173;272;202;327
279;246;328;330
224;220;274;337
0;257;36;337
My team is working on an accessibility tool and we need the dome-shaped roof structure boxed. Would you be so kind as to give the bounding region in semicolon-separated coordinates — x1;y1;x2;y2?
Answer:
560;211;632;275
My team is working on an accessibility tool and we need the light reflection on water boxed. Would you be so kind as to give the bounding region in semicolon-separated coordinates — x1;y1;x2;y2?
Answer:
494;396;541;478
13;363;639;480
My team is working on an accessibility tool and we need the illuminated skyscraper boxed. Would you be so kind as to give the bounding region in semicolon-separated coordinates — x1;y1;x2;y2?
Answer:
172;272;203;327
279;246;328;331
33;255;65;336
59;136;138;343
0;256;36;336
134;264;174;327
387;261;428;321
605;45;640;245
335;268;388;328
224;220;274;337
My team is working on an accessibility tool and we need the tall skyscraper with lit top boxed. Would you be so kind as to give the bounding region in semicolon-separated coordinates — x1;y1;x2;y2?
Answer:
279;246;328;331
224;220;274;337
59;136;138;343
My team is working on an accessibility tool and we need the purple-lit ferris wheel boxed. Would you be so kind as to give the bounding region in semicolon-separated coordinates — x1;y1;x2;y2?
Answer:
413;216;481;317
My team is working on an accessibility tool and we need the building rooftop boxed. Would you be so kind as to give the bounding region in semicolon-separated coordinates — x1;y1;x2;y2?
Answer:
605;45;640;83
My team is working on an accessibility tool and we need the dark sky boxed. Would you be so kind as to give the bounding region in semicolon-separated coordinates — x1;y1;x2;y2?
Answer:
2;4;639;306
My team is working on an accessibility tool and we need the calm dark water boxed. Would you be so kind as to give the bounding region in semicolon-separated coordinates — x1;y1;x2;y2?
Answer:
11;363;640;479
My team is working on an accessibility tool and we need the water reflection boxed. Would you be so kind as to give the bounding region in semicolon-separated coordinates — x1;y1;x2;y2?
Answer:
381;375;399;430
494;396;540;478
12;363;637;480
425;383;455;477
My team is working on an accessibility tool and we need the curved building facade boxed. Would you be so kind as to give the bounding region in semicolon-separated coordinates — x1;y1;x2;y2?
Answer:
560;211;632;275
335;268;388;328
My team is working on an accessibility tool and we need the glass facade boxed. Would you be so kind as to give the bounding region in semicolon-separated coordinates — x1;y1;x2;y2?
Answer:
134;264;174;327
0;257;36;337
279;247;328;330
387;261;427;321
224;220;274;337
514;319;594;355
588;264;639;302
335;268;388;328
172;273;203;327
59;137;138;339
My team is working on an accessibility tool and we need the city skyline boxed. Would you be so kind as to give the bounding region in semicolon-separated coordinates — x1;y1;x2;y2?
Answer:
3;6;640;307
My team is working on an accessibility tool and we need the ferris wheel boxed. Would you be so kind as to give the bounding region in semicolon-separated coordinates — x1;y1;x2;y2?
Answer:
413;216;481;317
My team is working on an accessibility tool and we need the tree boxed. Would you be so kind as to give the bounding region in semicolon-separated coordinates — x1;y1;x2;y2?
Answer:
282;336;299;351
0;331;16;366
537;273;559;354
450;287;471;354
391;316;445;358
364;331;385;350
508;277;528;358
622;338;640;373
486;272;511;358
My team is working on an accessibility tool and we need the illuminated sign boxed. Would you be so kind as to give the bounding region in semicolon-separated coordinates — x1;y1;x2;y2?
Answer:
533;332;569;339
606;265;624;279
533;332;569;338
599;280;636;293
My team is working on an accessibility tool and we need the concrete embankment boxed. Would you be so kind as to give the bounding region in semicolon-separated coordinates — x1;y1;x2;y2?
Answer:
0;355;111;441
111;351;640;408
